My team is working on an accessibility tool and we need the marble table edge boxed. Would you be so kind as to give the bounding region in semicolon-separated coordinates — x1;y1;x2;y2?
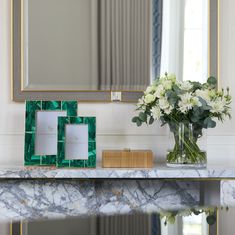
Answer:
0;163;234;179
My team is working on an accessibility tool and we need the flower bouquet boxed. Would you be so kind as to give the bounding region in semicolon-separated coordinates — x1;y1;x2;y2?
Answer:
132;74;232;167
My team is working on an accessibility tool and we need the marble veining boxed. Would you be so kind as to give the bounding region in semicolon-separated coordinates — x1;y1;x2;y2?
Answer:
0;164;234;179
220;180;235;206
0;180;199;221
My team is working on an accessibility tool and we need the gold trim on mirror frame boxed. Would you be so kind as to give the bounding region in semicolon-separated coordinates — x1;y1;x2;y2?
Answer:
217;0;220;89
208;0;211;78
11;0;220;102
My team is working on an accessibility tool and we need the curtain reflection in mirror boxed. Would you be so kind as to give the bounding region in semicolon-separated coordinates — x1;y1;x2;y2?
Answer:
99;0;163;90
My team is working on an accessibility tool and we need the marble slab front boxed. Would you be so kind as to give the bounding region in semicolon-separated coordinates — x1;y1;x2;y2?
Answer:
0;180;199;221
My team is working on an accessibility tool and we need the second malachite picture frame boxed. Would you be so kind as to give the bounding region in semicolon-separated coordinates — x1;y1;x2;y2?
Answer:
24;100;78;166
57;116;96;168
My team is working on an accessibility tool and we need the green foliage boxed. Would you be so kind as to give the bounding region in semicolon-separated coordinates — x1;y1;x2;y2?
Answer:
206;215;216;225
132;75;231;135
207;76;217;88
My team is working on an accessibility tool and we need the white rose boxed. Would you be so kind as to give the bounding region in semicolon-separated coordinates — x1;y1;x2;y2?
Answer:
150;106;162;120
167;74;176;83
144;94;155;104
145;85;156;94
154;85;165;98
162;80;172;90
179;81;193;91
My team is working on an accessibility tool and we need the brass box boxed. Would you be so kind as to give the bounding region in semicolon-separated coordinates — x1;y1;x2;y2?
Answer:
102;150;153;168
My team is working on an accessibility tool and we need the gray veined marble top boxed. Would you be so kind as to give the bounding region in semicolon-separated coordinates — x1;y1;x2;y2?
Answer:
0;163;234;179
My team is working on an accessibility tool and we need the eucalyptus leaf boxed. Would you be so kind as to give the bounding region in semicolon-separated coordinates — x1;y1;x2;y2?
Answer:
132;116;139;123
149;116;154;125
204;117;216;128
206;215;216;225
139;112;147;122
207;76;217;87
136;119;142;127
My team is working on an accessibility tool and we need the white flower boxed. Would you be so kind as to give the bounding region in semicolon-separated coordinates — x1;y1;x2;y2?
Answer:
195;89;211;102
151;106;162;120
162;80;173;90
178;93;194;113
167;74;176;83
179;81;193;91
208;100;225;114
191;97;202;107
136;97;146;111
159;97;170;110
145;85;156;94
154;85;165;98
164;105;174;115
144;94;155;104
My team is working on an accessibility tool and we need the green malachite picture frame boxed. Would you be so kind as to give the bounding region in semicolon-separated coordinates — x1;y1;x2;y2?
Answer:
24;101;78;166
57;116;96;168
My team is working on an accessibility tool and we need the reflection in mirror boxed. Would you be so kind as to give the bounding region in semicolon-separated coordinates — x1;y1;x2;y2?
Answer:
22;0;209;92
17;208;218;235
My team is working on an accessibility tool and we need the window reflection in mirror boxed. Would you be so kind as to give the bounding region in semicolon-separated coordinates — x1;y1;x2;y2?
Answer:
161;0;208;83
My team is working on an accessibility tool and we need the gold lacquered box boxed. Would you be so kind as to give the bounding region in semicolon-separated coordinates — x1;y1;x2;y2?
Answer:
102;150;153;168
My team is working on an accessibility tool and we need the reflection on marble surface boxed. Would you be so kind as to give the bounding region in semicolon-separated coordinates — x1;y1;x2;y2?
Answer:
221;180;235;206
0;180;199;221
0;164;235;179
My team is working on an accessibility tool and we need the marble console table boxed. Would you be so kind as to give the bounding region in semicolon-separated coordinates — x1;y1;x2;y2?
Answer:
0;164;234;222
0;163;234;179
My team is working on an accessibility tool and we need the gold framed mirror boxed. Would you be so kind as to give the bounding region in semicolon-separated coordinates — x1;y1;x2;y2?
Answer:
11;0;220;102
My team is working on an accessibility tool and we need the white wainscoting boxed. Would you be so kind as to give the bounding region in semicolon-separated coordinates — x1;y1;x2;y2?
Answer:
1;0;235;170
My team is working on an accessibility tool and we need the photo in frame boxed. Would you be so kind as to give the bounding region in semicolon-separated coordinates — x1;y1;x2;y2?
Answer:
57;116;96;168
24;101;78;166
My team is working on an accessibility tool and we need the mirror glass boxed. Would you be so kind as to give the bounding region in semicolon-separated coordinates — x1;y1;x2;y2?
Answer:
18;210;216;235
22;0;209;92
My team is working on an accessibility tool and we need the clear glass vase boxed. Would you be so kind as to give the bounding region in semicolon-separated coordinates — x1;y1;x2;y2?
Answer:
166;123;207;168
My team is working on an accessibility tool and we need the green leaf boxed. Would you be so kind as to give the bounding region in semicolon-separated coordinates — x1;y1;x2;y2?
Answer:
136;119;142;127
204;117;216;128
166;91;178;105
172;84;181;93
193;210;201;215
149;116;154;125
207;76;217;87
191;82;202;91
132;116;139;123
139;112;147;122
190;115;199;123
198;97;211;111
206;215;216;225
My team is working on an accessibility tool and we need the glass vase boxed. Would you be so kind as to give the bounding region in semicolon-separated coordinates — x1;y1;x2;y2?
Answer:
166;123;207;168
